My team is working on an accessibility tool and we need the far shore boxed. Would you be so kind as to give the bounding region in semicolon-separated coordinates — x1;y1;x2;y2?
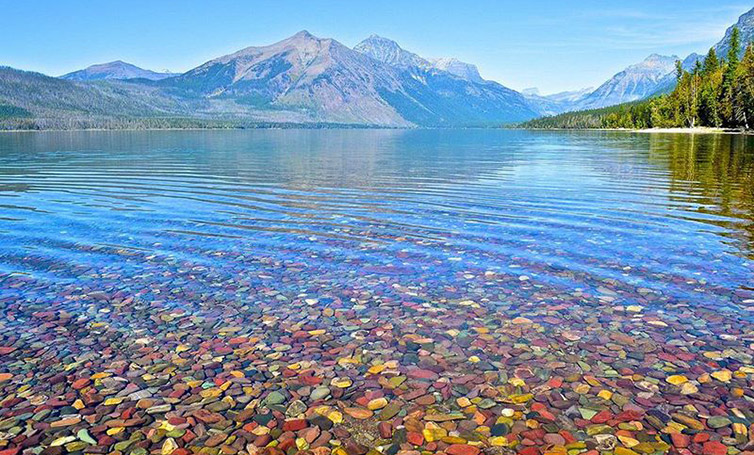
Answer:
1;126;753;134
634;127;751;135
521;126;753;135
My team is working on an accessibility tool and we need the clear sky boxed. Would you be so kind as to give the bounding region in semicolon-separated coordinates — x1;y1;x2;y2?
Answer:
1;1;750;94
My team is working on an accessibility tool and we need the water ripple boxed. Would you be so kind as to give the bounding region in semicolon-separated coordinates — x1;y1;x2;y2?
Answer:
0;129;752;314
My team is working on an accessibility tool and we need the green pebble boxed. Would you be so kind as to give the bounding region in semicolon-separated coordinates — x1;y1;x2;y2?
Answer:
77;429;97;445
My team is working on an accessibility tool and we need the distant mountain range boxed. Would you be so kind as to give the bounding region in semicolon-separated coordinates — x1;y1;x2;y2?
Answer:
1;6;753;129
526;7;754;114
61;60;174;81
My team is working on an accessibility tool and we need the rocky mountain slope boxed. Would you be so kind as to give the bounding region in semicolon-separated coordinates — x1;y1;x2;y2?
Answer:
715;7;754;59
575;54;678;109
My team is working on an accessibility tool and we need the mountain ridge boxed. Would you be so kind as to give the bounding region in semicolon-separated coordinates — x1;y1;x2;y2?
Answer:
61;60;174;81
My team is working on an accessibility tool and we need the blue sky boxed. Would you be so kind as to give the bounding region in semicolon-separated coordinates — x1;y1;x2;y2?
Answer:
0;1;750;94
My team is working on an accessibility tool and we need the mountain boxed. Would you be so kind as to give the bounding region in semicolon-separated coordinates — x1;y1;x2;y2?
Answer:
354;36;486;83
165;31;414;126
0;31;540;129
521;87;595;116
429;58;484;83
546;87;594;103
576;54;678;110
61;61;174;81
350;34;538;124
715;7;754;59
0;66;193;129
164;31;538;126
352;35;430;69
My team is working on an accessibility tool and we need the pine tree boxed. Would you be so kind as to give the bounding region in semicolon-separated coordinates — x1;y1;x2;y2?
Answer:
722;27;742;125
703;48;719;76
735;44;754;129
728;27;742;67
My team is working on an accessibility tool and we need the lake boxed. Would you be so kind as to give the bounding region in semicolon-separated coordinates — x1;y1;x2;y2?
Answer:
0;129;752;453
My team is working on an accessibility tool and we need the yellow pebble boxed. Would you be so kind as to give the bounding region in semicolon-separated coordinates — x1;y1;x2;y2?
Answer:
510;393;534;404
573;384;590;394
666;375;688;385
331;378;353;388
509;377;526;387
367;398;388;410
618;435;640;447
733;422;748;435
490;436;509;447
161;438;178;455
328;410;343;424
104;397;124;406
457;397;472;408
680;382;698;395
711;370;732;382
423;422;447;442
597;390;613;400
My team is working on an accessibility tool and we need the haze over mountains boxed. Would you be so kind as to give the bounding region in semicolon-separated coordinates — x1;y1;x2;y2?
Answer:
1;6;753;129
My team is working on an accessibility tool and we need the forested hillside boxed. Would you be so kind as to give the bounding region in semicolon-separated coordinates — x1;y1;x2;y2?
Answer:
522;28;754;130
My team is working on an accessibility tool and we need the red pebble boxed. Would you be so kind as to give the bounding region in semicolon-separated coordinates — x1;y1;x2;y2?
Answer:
71;378;90;390
378;422;392;439
446;444;481;455
407;431;424;446
694;433;711;443
590;410;612;424
671;433;690;448
282;419;308;431
703;441;727;455
559;430;576;444
407;368;439;380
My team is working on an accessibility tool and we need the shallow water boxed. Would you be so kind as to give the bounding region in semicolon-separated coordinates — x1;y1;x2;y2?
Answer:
1;129;754;453
0;130;752;312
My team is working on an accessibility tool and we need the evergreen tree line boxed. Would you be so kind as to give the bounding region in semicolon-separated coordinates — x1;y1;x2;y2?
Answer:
524;27;754;130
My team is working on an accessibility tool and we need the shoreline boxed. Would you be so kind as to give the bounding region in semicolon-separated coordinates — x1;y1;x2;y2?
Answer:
634;127;751;134
521;126;752;135
1;126;752;134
